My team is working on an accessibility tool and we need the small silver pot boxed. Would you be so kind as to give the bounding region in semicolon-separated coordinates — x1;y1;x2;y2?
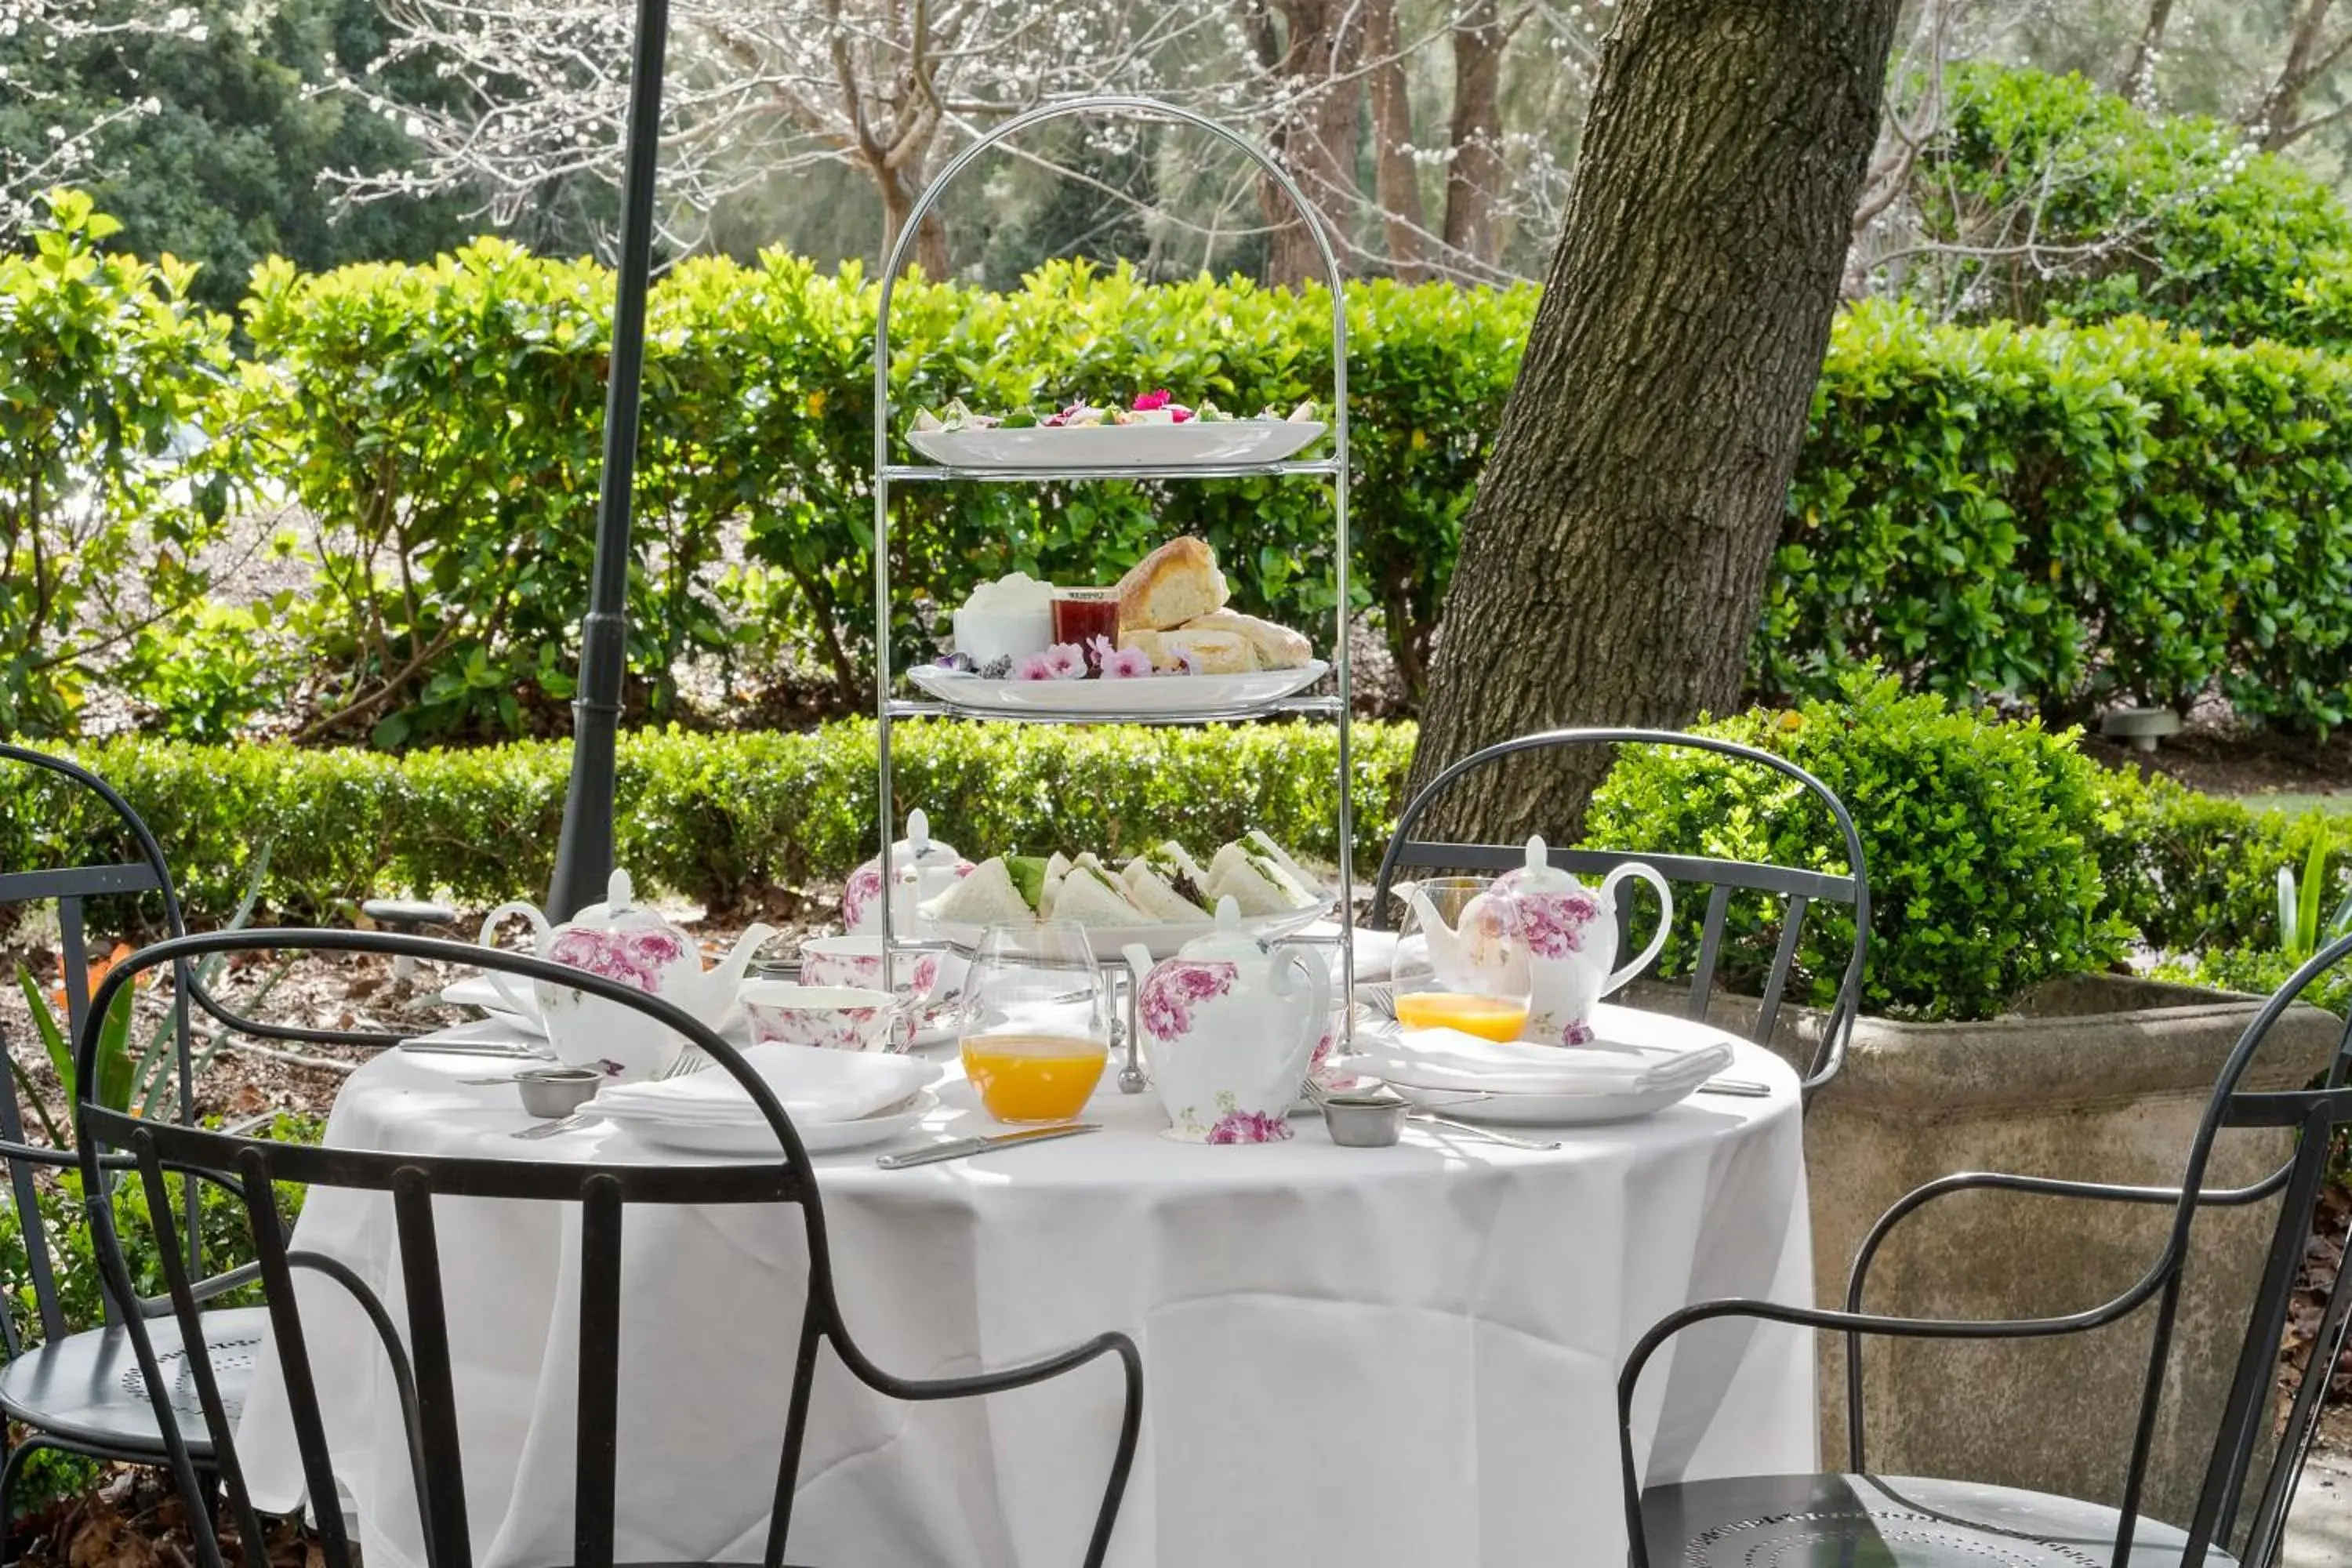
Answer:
516;1067;602;1120
1321;1089;1408;1148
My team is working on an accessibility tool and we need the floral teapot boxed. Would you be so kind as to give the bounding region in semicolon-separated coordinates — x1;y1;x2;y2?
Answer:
1123;898;1331;1144
479;869;777;1080
1493;836;1673;1045
842;809;972;935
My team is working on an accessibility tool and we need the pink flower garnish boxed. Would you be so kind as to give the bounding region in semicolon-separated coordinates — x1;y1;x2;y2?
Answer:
1170;405;1193;423
1042;642;1087;679
1174;648;1204;676
1132;389;1171;412
1099;644;1154;679
1014;652;1058;681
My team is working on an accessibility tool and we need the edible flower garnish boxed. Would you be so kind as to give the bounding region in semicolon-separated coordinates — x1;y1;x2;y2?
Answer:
1014;643;1089;681
1093;637;1154;679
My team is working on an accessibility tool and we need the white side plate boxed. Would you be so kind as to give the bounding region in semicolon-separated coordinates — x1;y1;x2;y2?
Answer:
603;1090;939;1156
907;420;1325;470
907;660;1327;717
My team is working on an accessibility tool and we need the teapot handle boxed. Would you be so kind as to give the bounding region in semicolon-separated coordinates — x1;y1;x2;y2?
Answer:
1598;865;1675;997
1272;944;1334;1081
477;902;553;1017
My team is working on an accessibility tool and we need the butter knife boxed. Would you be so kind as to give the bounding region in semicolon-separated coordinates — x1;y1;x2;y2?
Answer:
876;1123;1100;1168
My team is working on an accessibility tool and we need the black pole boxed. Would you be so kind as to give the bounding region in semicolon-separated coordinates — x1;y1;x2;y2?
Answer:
548;0;671;918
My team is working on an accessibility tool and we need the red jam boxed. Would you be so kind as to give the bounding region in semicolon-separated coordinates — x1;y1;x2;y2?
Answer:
1051;590;1122;667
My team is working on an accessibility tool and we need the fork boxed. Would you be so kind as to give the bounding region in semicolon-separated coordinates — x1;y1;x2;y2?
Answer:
512;1112;594;1140
655;1048;714;1080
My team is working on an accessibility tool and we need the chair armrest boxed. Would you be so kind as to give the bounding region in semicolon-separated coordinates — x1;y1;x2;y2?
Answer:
1844;1165;2291;1316
848;1328;1140;1405
0;1137;133;1171
135;1260;264;1317
184;970;405;1051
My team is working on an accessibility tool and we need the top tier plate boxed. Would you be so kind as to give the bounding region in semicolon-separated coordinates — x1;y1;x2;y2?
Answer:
906;419;1327;470
907;660;1328;718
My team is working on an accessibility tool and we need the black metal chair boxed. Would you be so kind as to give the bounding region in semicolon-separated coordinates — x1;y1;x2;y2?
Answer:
1620;931;2352;1567
1370;728;1871;1097
72;929;1145;1568
0;742;331;1529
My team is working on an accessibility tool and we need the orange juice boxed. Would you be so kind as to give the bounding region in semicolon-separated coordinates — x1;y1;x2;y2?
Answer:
961;1033;1109;1123
1393;992;1530;1043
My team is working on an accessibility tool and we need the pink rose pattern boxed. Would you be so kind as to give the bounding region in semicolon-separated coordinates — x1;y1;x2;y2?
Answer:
1516;889;1602;960
546;926;690;993
1137;960;1237;1043
1207;1108;1292;1145
841;862;883;928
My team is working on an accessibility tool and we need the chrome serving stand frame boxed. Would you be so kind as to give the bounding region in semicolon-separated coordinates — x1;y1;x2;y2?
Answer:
871;96;1355;1091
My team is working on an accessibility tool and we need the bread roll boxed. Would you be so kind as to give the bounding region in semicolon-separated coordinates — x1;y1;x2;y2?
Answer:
1120;627;1259;675
1179;611;1312;670
1116;537;1230;630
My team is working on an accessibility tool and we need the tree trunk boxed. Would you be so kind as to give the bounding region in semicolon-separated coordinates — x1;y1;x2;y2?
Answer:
2250;0;2340;151
1366;0;1429;281
877;160;951;278
2121;0;2174;100
1442;0;1508;271
1258;0;1364;287
1403;0;1904;844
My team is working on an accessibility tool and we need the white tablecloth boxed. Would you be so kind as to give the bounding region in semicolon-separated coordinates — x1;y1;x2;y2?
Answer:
238;1027;1814;1568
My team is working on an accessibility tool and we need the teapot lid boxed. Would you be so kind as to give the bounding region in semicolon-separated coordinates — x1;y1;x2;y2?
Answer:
897;807;960;864
568;868;679;935
1176;896;1268;961
1512;835;1581;894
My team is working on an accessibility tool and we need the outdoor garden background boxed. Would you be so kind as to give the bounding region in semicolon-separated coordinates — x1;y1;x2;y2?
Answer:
5;0;2352;1559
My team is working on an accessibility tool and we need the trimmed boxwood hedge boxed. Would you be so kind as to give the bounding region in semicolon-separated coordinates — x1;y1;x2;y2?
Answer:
0;722;1416;921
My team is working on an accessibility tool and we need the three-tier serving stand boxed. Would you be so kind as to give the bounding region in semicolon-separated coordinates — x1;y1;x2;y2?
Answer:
869;96;1356;1087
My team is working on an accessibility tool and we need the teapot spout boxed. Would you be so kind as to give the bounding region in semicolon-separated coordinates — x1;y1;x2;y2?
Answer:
1120;944;1156;995
699;921;780;1022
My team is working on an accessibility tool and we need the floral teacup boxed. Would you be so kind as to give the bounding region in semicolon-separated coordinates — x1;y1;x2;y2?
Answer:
739;982;909;1052
799;935;944;1005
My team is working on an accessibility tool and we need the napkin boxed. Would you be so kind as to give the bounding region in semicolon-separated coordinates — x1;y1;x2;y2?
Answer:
596;1047;937;1127
1350;1022;1732;1098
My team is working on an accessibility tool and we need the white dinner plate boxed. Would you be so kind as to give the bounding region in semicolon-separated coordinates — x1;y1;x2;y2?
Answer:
927;899;1333;962
906;661;1327;717
907;420;1325;470
602;1090;938;1157
1382;1077;1709;1127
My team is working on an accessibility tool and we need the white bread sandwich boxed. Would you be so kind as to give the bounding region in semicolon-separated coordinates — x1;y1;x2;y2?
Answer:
1204;840;1322;915
1116;537;1230;631
1051;863;1149;927
923;856;1036;925
1120;858;1214;921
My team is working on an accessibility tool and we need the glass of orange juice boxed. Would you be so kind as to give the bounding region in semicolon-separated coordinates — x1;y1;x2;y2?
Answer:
1391;876;1534;1044
959;921;1112;1123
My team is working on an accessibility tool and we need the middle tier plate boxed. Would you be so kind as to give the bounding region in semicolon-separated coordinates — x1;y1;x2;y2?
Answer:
907;659;1328;717
921;899;1334;961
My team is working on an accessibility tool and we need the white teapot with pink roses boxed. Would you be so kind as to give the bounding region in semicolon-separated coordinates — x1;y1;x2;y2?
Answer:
1123;898;1330;1144
1493;836;1673;1046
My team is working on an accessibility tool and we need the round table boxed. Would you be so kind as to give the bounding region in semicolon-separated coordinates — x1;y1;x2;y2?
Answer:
238;1026;1815;1568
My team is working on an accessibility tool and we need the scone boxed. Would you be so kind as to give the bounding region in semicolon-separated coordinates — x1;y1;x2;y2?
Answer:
1116;537;1230;630
1178;610;1312;670
1118;627;1259;674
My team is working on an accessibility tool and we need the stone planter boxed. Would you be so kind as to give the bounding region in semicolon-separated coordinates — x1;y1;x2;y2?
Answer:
1634;972;2343;1528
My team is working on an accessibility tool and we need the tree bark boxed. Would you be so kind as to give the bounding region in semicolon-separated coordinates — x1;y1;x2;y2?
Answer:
1366;0;1430;281
1404;0;1904;844
1256;0;1365;286
877;159;951;278
2249;0;2348;151
1442;0;1508;271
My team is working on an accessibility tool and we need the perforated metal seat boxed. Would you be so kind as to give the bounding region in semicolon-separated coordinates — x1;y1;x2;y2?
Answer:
0;1307;268;1454
1642;1474;2237;1567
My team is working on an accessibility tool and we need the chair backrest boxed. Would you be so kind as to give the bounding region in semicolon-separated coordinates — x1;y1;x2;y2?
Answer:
0;741;195;1351
1370;728;1870;1094
71;929;886;1568
2167;935;2352;1568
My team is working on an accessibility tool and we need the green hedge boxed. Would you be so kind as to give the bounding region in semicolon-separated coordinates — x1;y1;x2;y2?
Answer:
5;721;1415;920
12;198;2352;741
1768;304;2352;731
1584;675;2132;1022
